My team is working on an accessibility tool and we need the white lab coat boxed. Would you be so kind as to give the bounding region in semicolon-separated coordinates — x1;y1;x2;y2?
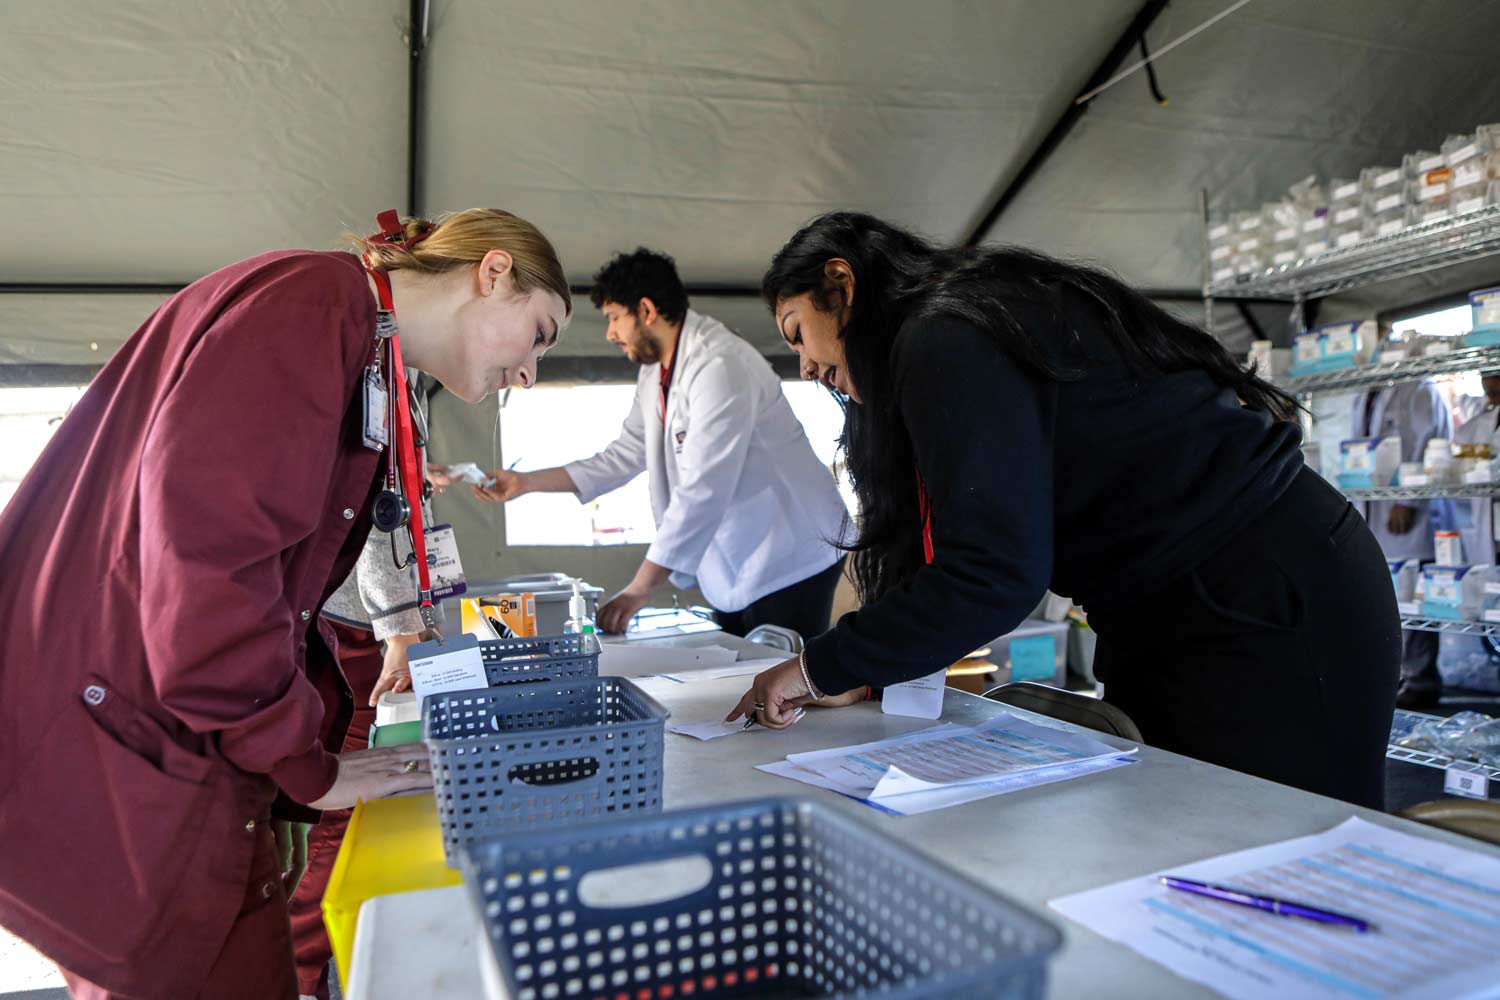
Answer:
1348;381;1453;562
1454;401;1500;564
566;310;848;612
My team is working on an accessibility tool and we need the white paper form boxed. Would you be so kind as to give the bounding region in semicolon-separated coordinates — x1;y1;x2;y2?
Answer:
597;642;738;677
669;709;805;741
1050;816;1500;1000
656;657;788;683
787;712;1132;799
758;754;1137;816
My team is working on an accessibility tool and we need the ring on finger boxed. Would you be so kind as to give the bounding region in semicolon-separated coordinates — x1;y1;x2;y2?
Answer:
402;760;419;774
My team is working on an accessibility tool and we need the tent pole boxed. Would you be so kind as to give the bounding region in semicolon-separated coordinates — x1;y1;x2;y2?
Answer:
961;0;1173;248
407;0;431;219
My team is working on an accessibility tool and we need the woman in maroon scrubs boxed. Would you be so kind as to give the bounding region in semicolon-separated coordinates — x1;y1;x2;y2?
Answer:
0;209;570;999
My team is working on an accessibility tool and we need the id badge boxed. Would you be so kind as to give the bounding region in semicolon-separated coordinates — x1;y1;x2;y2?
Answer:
424;523;467;600
362;368;388;451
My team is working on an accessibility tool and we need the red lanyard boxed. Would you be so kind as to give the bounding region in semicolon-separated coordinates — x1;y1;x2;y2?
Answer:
368;268;435;620
917;472;935;565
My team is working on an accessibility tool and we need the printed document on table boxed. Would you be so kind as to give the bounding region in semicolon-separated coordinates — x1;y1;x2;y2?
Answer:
786;712;1133;799
1050;816;1500;1000
758;753;1137;816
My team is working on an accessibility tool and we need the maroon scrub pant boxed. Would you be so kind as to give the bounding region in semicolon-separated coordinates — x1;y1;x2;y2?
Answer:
62;819;299;999
287;620;382;1000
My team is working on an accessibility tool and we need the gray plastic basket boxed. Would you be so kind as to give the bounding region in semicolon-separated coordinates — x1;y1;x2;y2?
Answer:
477;632;600;686
461;797;1063;1000
424;677;668;864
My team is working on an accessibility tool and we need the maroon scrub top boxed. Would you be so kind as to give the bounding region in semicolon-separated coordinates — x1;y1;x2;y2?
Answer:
0;250;390;995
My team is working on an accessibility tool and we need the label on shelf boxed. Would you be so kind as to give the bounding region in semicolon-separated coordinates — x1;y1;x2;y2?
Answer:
1237;237;1261;252
1333;181;1360;201
1378;218;1405;236
1401;474;1431;486
1417;181;1450;201
1426;573;1459;604
1303;215;1329;233
1342;442;1372;472
1210;245;1232;261
1211;265;1235;283
1398;601;1420;616
1325;327;1358;355
1294;334;1323;363
1302;240;1330;257
1446;142;1480;167
1419;208;1451;225
1208;223;1231;240
1238;216;1260;232
1374;168;1402;189
1273;250;1296;266
1337;231;1363;248
1419;154;1447;173
1444;764;1491;801
1378;349;1408;364
1482;582;1500;596
1375;193;1404;213
1334;206;1361;225
1454;162;1487;188
1457;195;1487;216
1274;227;1297;242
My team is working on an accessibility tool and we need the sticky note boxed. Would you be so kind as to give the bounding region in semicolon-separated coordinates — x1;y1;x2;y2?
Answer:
1010;635;1056;683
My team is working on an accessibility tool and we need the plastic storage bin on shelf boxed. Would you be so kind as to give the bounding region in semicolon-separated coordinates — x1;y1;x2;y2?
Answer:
1467;286;1500;347
462;797;1064;1000
424;676;669;863
476;632;602;687
986;619;1069;688
1420;565;1491;621
1338;435;1400;489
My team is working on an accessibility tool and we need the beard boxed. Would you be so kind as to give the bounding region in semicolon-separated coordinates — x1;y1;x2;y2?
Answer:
630;332;664;365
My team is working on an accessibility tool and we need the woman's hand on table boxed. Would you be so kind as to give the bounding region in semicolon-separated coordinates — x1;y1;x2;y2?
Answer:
725;657;869;730
308;745;433;811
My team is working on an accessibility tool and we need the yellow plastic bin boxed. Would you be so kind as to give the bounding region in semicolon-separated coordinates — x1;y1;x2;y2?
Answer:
322;793;463;986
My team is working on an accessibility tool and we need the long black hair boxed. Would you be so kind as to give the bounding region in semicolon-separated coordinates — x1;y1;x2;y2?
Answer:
761;211;1299;606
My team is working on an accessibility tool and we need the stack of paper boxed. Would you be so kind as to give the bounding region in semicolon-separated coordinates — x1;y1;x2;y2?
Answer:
1051;816;1500;1000
758;713;1136;815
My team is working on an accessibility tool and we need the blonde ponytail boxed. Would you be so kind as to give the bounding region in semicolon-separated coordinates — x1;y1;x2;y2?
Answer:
347;208;571;315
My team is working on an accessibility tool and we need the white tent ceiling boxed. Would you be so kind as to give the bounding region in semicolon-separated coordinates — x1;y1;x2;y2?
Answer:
5;0;1500;372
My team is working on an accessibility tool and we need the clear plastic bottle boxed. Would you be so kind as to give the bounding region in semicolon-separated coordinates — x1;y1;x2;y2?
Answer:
563;579;596;635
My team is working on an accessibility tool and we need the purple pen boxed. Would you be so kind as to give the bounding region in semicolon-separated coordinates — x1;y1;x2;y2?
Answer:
1159;876;1376;932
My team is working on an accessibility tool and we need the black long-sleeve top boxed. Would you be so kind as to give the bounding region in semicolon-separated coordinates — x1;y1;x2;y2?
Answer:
804;290;1304;695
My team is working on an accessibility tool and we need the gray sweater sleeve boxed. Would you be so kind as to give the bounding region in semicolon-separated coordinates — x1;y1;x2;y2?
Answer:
321;374;443;641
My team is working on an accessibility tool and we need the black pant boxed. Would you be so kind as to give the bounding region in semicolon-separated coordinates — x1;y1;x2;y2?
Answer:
715;557;846;643
1089;467;1399;809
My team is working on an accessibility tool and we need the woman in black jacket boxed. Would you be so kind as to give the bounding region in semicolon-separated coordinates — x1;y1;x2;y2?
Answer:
728;212;1398;808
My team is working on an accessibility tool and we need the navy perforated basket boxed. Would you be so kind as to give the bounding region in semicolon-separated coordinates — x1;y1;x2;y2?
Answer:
477;632;600;686
461;797;1063;1000
423;677;668;864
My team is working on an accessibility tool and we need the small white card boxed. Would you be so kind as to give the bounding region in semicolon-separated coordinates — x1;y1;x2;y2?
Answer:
407;633;486;699
669;710;804;741
881;668;947;720
1445;763;1491;801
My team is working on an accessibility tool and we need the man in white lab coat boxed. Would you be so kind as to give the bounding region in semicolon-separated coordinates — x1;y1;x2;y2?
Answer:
476;248;849;639
1349;379;1454;707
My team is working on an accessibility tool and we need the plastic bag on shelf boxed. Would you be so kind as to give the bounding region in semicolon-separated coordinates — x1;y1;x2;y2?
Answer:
1437;633;1500;694
1399;710;1500;767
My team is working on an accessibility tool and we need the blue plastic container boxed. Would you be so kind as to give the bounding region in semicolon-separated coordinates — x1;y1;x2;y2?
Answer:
424;677;668;864
477;632;600;687
462;797;1063;1000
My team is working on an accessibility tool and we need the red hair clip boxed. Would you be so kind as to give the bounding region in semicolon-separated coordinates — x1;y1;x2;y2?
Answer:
370;209;430;249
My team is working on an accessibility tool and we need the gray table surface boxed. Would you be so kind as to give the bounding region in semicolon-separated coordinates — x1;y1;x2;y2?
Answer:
348;637;1500;999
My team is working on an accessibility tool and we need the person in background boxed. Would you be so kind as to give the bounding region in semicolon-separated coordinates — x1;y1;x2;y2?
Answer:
730;211;1398;810
288;371;450;1000
0;208;570;1000
1348;378;1454;709
474;248;848;642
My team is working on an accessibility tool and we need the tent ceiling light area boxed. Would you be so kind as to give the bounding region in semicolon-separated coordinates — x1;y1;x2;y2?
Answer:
6;0;1500;373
